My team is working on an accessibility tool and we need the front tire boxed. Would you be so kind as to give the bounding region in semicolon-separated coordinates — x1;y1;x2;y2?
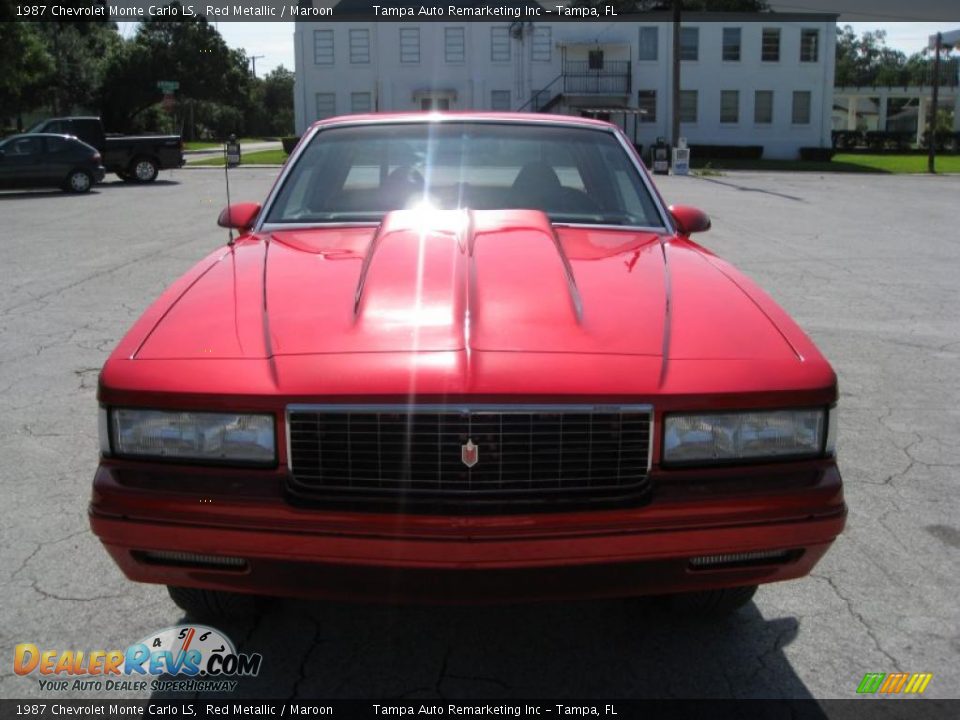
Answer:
129;157;159;183
660;585;758;616
63;169;93;193
167;585;267;621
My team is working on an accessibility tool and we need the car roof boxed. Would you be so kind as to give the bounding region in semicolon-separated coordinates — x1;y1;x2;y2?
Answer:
8;133;82;140
309;112;618;132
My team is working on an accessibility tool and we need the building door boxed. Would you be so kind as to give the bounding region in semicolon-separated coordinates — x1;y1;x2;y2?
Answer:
421;98;451;111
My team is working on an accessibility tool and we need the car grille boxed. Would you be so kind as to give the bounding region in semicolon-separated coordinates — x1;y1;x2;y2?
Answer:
286;405;652;512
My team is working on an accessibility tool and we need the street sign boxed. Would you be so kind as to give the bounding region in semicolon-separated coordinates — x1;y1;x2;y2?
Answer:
157;81;180;93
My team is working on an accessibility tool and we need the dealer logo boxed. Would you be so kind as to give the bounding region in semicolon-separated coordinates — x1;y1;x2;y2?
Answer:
14;625;262;693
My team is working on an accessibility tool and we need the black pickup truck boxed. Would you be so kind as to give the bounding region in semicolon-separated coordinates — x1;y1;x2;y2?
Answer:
26;117;183;183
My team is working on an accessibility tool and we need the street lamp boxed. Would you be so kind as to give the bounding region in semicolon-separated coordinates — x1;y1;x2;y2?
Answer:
927;29;959;173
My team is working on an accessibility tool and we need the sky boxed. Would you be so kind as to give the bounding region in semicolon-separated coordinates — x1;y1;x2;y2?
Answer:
117;21;960;78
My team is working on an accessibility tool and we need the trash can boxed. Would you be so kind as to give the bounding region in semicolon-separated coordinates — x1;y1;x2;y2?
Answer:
652;137;670;175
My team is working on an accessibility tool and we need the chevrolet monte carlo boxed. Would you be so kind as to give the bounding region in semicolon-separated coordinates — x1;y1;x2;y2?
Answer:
90;114;846;619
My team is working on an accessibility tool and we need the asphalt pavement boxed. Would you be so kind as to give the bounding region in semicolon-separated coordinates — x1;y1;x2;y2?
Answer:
0;167;957;700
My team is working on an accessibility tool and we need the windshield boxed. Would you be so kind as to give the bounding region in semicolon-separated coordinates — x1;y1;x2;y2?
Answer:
265;122;664;227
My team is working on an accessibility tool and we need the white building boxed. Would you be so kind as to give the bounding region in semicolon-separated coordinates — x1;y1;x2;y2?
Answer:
294;3;837;159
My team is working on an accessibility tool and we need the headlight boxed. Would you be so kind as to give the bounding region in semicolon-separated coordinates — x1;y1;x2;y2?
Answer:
663;409;826;464
110;409;276;465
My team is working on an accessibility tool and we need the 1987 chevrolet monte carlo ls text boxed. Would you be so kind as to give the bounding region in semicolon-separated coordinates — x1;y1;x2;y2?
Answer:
90;114;845;619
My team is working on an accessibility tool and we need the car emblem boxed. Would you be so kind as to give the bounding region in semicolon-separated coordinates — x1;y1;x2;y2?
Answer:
461;439;479;468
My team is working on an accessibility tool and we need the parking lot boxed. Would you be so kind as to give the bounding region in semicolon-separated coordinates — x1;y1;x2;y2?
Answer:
1;168;958;700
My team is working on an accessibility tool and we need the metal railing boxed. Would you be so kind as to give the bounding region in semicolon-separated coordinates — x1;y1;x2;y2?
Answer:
563;60;631;95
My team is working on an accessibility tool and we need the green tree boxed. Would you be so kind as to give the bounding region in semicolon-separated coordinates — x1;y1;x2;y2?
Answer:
261;66;295;136
0;22;55;128
100;3;251;135
834;25;958;88
835;25;907;86
35;20;121;116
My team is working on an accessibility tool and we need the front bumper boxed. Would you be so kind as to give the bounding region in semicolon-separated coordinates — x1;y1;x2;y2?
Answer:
89;460;845;603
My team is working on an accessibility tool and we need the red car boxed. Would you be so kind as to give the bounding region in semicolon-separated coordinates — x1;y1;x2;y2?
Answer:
90;114;845;619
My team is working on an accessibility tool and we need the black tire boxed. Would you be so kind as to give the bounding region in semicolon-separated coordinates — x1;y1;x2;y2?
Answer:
660;585;758;616
167;585;266;621
63;169;93;193
129;156;159;183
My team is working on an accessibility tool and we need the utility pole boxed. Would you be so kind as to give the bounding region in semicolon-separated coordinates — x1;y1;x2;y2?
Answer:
928;33;942;174
671;1;682;149
250;55;265;78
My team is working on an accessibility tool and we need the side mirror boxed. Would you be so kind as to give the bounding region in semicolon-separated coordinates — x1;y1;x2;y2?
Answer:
668;205;711;235
217;202;261;231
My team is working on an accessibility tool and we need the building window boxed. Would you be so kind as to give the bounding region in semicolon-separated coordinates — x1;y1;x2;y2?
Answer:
720;90;739;123
754;90;773;124
637;90;656;123
400;28;420;64
800;29;819;62
445;27;465;63
350;92;372;114
680;27;699;61
349;29;369;64
491;27;511;62
722;27;741;61
313;29;334;65
315;92;336;120
491;90;511;111
532;26;551;61
638;26;658;61
680;90;698;123
761;28;780;62
792;91;811;124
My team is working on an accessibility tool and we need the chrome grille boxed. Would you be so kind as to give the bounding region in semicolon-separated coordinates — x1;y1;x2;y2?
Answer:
286;405;652;511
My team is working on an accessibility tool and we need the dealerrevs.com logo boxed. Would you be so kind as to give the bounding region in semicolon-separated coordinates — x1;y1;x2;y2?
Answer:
14;625;262;693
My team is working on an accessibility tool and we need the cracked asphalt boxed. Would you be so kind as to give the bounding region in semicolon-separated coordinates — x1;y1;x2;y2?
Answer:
1;168;958;700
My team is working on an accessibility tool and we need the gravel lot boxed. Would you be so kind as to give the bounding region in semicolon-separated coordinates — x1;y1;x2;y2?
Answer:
1;168;957;700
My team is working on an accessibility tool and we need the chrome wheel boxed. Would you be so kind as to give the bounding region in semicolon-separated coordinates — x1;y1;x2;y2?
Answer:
132;158;158;182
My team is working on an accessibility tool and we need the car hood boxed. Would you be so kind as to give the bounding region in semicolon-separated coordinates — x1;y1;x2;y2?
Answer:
134;209;800;364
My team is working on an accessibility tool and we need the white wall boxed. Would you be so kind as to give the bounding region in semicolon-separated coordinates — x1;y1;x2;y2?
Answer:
294;17;836;159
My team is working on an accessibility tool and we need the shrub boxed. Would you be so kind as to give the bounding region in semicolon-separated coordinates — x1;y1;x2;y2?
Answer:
688;144;763;160
920;130;960;153
799;147;836;162
864;130;911;151
831;130;863;149
281;136;300;155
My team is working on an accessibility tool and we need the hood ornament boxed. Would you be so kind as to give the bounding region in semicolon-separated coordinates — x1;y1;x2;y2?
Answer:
461;439;479;468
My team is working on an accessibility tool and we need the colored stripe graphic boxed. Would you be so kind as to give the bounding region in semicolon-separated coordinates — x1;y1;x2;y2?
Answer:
904;673;933;694
858;672;932;695
857;673;885;694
